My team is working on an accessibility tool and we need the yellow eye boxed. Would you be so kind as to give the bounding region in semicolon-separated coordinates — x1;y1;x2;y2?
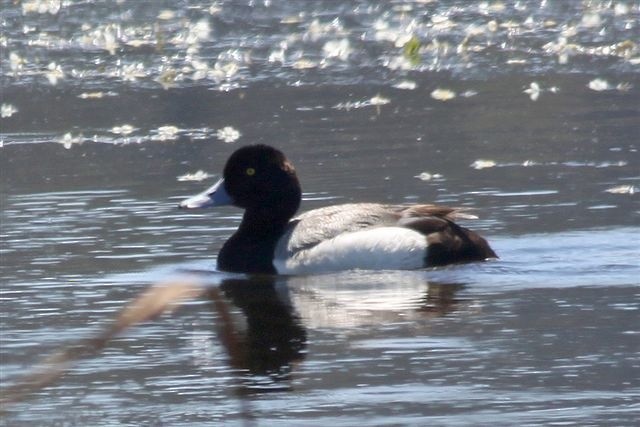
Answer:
246;167;255;176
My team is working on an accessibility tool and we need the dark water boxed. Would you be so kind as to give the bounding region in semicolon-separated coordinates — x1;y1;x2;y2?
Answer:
1;0;639;425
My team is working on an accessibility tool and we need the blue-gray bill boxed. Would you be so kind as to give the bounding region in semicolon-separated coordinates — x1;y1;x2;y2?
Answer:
178;178;232;209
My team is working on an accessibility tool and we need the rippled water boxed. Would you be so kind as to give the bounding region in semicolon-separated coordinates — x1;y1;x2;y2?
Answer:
1;0;640;425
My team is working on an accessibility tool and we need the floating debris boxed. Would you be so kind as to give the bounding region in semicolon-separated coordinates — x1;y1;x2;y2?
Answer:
414;172;443;181
479;1;506;13
268;46;286;63
614;3;630;15
430;88;456;101
369;94;390;106
280;15;303;24
206;4;222;14
292;59;318;70
9;52;25;73
209;59;240;83
58;133;83;149
101;24;119;55
22;0;61;15
155;68;178;90
470;159;497;170
562;160;628;168
124;38;153;48
384;54;414;71
153;125;180;141
524;82;541;101
77;23;120;55
333;95;390;110
216;126;241;143
157;9;176;20
460;90;478;98
189;59;210;81
614;40;637;58
77;91;117;99
596;161;628;168
1;104;18;118
393;80;417;90
45;62;64;85
177;170;211;182
487;20;499;32
588;78;610;91
587;78;631;92
334;100;366;110
78;92;104;99
605;185;636;195
433;14;456;31
523;82;559;101
616;82;633;92
403;36;421;65
188;18;212;44
581;12;601;29
305;18;347;43
323;39;352;61
111;125;136;135
120;63;146;82
4;0;636;99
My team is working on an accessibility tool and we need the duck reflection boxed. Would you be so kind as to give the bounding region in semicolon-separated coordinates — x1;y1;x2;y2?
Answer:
417;282;466;317
205;276;306;386
283;272;466;328
205;273;466;385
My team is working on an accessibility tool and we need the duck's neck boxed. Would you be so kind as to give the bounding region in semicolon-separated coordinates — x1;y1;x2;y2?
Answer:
238;207;292;239
218;203;298;274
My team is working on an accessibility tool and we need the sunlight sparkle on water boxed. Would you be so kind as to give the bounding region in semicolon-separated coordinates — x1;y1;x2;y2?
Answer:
1;104;18;118
588;78;610;91
470;160;497;170
111;125;136;136
392;80;417;90
152;126;180;141
430;88;456;101
177;171;212;182
216;126;241;143
605;185;636;195
57;133;83;149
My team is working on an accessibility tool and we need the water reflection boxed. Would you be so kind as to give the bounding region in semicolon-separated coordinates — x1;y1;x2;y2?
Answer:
1;270;467;406
283;272;466;328
212;276;306;390
205;273;467;393
417;282;466;317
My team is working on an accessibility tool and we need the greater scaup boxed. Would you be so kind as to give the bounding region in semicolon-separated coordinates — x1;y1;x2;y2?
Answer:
179;145;497;274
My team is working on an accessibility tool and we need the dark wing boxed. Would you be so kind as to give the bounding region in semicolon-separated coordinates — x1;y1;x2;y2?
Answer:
396;205;497;265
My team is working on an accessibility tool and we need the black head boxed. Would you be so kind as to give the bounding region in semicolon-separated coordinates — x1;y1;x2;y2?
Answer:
223;145;302;215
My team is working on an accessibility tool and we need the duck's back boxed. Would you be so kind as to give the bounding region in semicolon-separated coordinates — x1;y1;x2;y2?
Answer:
273;203;496;274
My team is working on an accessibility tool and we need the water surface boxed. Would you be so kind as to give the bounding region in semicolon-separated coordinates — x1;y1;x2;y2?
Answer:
1;1;639;425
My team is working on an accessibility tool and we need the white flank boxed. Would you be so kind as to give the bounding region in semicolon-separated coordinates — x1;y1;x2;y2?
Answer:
274;227;427;274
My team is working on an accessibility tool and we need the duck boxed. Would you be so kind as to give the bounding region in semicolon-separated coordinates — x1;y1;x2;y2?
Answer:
179;144;497;274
